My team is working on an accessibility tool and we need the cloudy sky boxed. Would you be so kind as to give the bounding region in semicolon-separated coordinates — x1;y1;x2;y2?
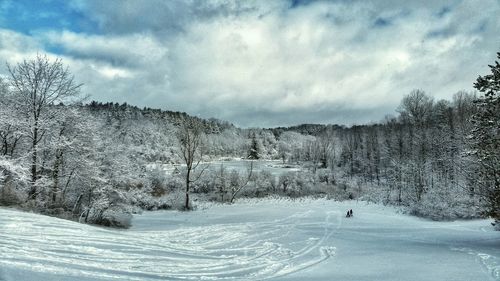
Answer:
0;0;498;127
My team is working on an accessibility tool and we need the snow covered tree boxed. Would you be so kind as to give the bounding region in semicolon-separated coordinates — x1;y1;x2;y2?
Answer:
47;107;99;206
277;141;291;164
215;164;228;202
177;117;206;210
0;156;27;205
0;78;27;204
7;55;83;200
228;161;253;203
0;79;22;157
471;52;500;225
248;133;260;159
398;90;434;202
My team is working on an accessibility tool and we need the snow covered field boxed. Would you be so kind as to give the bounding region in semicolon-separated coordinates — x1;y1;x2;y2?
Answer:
1;198;499;281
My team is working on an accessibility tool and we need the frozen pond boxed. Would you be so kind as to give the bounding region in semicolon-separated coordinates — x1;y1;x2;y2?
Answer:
203;159;302;175
150;159;302;176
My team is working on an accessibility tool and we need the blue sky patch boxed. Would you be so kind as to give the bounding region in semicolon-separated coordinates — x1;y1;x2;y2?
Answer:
0;0;95;35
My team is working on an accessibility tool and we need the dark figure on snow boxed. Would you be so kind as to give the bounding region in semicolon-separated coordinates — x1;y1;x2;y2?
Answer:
349;209;353;217
346;211;351;218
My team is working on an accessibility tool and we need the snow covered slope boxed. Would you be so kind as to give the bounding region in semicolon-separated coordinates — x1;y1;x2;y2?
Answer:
1;199;499;281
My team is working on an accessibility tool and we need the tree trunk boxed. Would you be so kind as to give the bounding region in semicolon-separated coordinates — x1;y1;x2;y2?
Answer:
185;168;191;210
72;193;83;214
29;124;38;199
52;150;63;204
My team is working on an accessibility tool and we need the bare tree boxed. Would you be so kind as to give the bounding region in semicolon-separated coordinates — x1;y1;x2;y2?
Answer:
397;90;434;202
229;161;253;204
7;55;83;199
0;79;22;157
398;89;434;126
177;118;207;210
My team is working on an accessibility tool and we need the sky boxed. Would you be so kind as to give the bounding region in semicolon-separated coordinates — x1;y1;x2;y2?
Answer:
0;0;498;127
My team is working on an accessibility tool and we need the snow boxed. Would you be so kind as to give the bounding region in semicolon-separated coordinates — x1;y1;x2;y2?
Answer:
148;159;302;176
1;198;499;281
209;159;300;173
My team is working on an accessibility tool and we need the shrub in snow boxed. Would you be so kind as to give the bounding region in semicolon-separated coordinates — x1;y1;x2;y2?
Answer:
407;187;482;220
359;185;390;204
0;158;27;206
81;201;132;228
251;170;278;197
75;187;134;228
275;172;317;197
278;172;293;194
0;180;24;206
325;181;364;201
148;168;169;197
129;188;171;211
100;209;132;228
192;172;216;194
41;207;75;221
292;175;308;194
165;175;185;191
316;169;336;185
166;189;193;210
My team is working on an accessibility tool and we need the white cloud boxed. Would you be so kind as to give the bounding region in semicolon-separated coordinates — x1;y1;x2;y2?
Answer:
1;0;499;127
41;31;168;68
163;0;495;125
0;29;43;65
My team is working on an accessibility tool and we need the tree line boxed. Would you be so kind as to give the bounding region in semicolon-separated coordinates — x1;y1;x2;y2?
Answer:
0;53;498;228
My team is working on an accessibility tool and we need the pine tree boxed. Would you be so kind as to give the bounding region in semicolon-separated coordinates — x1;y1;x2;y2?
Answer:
248;133;259;160
471;52;500;226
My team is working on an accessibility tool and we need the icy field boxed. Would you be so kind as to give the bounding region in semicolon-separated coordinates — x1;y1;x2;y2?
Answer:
1;199;499;281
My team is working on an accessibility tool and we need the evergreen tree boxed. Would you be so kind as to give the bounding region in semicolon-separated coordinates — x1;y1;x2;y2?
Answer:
248;133;260;159
471;52;500;226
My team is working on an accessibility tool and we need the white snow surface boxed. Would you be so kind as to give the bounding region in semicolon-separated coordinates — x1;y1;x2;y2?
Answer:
1;198;499;281
148;159;301;176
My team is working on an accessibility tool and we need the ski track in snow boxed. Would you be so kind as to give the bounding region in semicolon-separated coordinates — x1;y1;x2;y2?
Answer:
452;247;500;281
1;200;499;281
0;208;338;280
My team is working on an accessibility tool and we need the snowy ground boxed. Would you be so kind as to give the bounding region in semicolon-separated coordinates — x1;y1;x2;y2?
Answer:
1;198;499;281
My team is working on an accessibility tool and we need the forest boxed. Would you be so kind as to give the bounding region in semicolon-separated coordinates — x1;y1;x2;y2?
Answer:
0;54;498;228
